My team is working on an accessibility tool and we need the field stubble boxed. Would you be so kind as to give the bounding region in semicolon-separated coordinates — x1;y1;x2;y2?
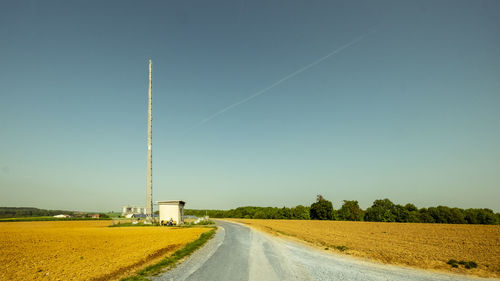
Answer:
0;221;210;281
229;219;500;278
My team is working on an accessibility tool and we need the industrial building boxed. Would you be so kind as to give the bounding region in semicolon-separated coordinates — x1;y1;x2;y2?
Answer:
121;205;146;217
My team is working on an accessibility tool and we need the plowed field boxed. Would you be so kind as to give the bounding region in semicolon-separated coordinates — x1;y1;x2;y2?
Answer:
0;221;210;280
229;219;500;278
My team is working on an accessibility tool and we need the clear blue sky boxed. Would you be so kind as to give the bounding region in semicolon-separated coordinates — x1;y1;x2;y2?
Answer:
1;0;499;212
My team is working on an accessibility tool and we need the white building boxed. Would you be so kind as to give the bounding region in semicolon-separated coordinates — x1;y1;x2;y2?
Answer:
122;205;146;216
53;214;71;218
158;200;185;225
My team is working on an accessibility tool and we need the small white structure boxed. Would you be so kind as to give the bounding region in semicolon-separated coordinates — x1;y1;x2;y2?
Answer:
158;200;185;225
53;214;70;218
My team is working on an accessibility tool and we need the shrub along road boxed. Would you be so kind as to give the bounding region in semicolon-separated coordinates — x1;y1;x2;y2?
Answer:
154;220;488;281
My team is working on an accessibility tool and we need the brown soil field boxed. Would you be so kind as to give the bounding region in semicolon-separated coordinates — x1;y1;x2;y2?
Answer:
0;221;210;281
228;219;500;278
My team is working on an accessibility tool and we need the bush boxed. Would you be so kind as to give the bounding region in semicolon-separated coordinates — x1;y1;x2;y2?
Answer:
447;259;458;268
334;245;348;252
459;260;478;269
447;259;477;269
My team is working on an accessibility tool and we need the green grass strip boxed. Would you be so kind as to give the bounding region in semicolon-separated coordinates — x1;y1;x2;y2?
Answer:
109;222;161;227
0;217;112;222
121;227;217;281
109;222;210;228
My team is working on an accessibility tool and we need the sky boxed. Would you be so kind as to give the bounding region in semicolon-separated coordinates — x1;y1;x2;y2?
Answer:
0;0;499;212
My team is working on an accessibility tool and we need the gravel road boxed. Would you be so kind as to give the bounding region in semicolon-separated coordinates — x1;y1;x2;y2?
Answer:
154;220;491;281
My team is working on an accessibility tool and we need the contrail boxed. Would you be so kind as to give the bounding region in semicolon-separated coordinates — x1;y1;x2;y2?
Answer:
185;30;374;133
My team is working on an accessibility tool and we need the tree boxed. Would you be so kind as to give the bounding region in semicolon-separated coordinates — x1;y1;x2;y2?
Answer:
428;206;448;223
278;207;292;219
253;210;266;219
407;211;420;223
417;208;435;223
98;213;109;218
364;199;397;222
310;195;334;220
449;208;466;224
337;200;364;221
393;204;410;222
291;205;310;220
184;202;498;224
404;203;418;212
464;208;498;225
402;203;419;222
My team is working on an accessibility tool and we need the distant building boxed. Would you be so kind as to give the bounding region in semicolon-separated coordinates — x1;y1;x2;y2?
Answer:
91;214;100;219
121;205;146;216
159;200;185;225
53;214;71;218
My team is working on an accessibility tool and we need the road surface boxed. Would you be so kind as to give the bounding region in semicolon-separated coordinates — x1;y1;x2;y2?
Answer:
155;220;489;281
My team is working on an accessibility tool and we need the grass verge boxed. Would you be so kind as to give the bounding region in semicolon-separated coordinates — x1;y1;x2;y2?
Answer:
0;217;111;222
109;220;215;228
109;222;161;227
121;227;216;281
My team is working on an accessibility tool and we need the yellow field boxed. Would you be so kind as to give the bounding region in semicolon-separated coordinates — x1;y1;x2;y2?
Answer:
229;219;500;278
0;221;210;281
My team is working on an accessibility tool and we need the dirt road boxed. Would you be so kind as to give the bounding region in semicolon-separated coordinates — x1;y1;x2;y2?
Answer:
154;220;490;281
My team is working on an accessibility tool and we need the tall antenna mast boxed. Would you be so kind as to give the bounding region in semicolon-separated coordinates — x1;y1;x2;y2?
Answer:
146;59;153;222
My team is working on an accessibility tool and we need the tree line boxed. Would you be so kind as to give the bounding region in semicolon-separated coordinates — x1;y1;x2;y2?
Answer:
185;195;500;225
0;207;75;218
0;207;109;218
